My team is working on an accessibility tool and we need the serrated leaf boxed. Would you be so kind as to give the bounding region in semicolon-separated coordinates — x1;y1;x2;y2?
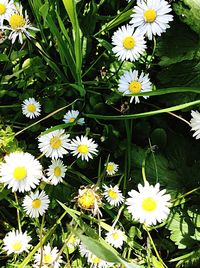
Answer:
156;21;199;66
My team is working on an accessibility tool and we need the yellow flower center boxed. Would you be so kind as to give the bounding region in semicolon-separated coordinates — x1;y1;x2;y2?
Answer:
12;240;22;251
32;198;41;209
27;103;36;113
107;164;114;172
50;136;61;149
13;166;27;180
128;81;142;94
44;253;52;263
108;190;118;200
112;232;120;240
54;166;61;177
142;197;157;212
9;14;26;30
123;36;135;50
78;190;95;209
144;9;157;23
68;235;76;244
0;3;6;15
92;256;101;264
77;144;89;154
69;117;75;123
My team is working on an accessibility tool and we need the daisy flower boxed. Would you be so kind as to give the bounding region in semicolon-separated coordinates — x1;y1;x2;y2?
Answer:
76;185;102;216
38;129;71;159
46;159;67;185
118;69;152;103
66;234;80;248
3;230;31;255
63;110;85;125
112;24;146;62
79;243;113;268
0;152;42;192
105;162;119;176
87;252;113;268
68;135;98;161
103;185;124;207
21;97;41;119
0;0;14;26
1;3;39;44
22;190;50;218
105;228;125;249
33;243;62;268
190;110;200;139
130;0;173;40
126;181;171;226
79;242;90;257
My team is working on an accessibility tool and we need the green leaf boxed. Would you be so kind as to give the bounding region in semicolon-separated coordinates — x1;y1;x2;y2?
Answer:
84;99;200;120
166;209;200;249
0;54;9;61
75;232;141;268
170;248;200;267
156;21;199;66
173;0;200;35
152;256;165;268
39;1;49;23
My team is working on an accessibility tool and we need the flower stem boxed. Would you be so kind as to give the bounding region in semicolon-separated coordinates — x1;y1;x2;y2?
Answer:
14;192;21;232
145;227;168;268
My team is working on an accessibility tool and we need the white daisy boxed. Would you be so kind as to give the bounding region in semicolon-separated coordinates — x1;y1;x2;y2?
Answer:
66;234;80;248
87;252;113;268
38;129;71;159
105;228;125;249
118;69;152;103
190;110;200;139
112;24;146;62
0;152;42;192
105;162;119;176
46;159;67;185
63;110;85;125
103;185;124;207
0;0;14;26
130;0;173;40
3;230;31;255
79;243;113;268
69;135;98;161
126;181;171;226
1;4;39;44
21;97;41;119
79;242;90;257
1;3;39;44
22;190;50;218
33;243;62;268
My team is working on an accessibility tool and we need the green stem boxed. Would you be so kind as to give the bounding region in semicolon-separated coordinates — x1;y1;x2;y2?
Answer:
112;205;125;228
124;120;132;194
14;192;21;232
39;216;45;268
145;228;168;268
19;210;67;268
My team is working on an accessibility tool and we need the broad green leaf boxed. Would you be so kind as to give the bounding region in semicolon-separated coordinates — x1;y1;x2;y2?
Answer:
75;232;141;268
156;21;199;66
173;0;200;34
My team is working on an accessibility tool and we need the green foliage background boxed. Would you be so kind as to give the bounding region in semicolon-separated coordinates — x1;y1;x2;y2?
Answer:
1;0;200;267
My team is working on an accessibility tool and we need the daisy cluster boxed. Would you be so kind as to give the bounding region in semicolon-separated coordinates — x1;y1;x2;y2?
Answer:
112;0;173;104
0;1;39;43
0;1;176;267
